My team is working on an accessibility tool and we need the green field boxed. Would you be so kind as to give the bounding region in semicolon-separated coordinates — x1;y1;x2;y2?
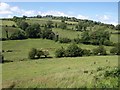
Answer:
2;56;118;88
1;18;119;88
2;20;16;27
110;34;120;43
2;39;113;62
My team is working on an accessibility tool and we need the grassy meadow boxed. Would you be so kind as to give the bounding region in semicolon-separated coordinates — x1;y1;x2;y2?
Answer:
2;56;118;88
1;18;119;88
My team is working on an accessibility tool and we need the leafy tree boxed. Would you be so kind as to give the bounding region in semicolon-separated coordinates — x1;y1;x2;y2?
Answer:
92;46;107;55
59;20;67;29
23;15;27;19
75;22;87;31
37;15;42;18
28;48;37;59
36;50;44;59
65;44;83;57
42;50;49;57
29;48;50;59
59;37;71;43
10;30;28;40
90;29;110;45
82;49;91;56
103;40;113;46
55;23;58;28
73;38;81;44
13;16;19;22
110;47;118;55
26;23;41;38
12;24;16;27
41;26;55;40
18;21;29;30
81;31;90;44
55;47;65;58
115;24;120;30
110;43;120;55
75;24;82;31
46;20;53;28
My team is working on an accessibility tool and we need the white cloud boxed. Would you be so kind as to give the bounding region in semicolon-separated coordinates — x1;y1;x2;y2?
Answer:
0;11;12;14
10;6;20;12
99;15;110;21
0;2;10;11
94;14;118;26
39;11;68;16
77;14;89;19
21;10;36;16
7;15;13;18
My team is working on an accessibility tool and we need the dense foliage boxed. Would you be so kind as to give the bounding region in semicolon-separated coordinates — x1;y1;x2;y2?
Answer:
28;48;49;59
59;37;71;43
81;28;111;45
55;44;91;57
92;46;107;55
10;30;28;40
110;43;120;55
55;47;65;58
41;27;56;40
26;23;41;38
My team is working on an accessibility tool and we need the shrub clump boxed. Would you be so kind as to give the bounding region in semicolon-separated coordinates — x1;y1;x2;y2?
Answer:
59;37;71;43
73;38;81;44
65;44;83;57
82;49;91;56
28;48;37;59
10;30;28;40
92;46;107;55
55;44;83;57
28;48;49;59
55;47;65;58
110;43;120;55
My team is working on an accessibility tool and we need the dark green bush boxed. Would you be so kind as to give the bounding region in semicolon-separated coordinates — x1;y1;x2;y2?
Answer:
110;47;118;55
59;37;71;43
28;48;37;59
29;48;50;59
10;30;28;40
110;43;120;55
36;50;44;59
73;38;81;44
65;44;83;57
26;23;41;38
92;46;107;55
55;47;65;58
41;27;55;40
103;40;113;46
82;49;91;56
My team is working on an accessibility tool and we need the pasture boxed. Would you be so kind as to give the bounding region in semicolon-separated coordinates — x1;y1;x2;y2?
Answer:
1;18;119;88
2;56;118;88
2;39;113;62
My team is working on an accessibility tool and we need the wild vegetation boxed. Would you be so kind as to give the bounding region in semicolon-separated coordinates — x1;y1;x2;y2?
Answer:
1;15;120;88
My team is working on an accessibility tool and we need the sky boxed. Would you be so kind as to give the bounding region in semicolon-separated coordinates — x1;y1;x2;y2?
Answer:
0;2;118;25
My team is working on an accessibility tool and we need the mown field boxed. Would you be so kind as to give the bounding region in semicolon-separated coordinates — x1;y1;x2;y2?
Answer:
1;18;119;88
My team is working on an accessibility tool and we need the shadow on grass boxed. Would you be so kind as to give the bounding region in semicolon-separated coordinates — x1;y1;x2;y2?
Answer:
40;56;53;59
0;60;13;63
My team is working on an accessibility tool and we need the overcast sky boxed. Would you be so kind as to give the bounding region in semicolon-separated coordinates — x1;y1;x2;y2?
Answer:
0;2;118;25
